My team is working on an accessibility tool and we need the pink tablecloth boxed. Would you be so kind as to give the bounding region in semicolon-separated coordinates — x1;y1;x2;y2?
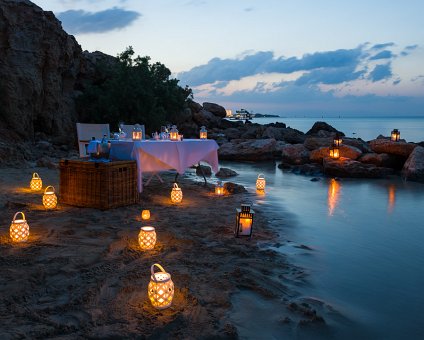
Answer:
109;139;219;192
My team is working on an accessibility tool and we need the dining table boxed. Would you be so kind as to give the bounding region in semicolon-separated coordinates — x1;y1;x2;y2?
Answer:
88;138;219;192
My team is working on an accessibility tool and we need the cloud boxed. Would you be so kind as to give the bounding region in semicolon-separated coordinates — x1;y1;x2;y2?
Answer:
400;44;419;56
244;7;254;12
369;50;393;60
371;42;395;49
368;64;392;82
295;65;365;85
57;7;141;34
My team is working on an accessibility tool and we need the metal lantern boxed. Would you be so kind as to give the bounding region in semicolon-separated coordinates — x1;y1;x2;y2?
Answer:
132;124;143;141
141;209;151;220
42;185;57;209
169;125;179;141
170;183;183;203
148;263;174;309
329;146;340;159
10;211;30;242
30;172;42;191
256;174;266;190
215;181;224;196
138;226;156;250
235;204;255;238
391;129;400;142
199;126;207;139
333;133;342;147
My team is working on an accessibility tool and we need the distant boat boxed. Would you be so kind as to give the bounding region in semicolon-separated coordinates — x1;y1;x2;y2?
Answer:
228;109;253;120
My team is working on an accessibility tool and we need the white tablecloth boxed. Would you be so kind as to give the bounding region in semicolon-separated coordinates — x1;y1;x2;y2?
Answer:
106;139;219;192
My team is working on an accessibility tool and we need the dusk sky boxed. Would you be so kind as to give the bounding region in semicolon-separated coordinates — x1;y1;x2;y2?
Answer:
34;0;424;116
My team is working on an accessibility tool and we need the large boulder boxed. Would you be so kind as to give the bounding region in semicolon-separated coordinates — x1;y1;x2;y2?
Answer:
402;146;424;183
310;147;330;163
323;158;393;178
304;137;333;151
241;125;263;139
369;139;416;158
202;102;227;118
223;128;242;140
310;145;362;162
281;144;311;165
280;128;306;143
0;0;83;142
192;109;222;128
218;139;277;161
306;122;344;136
358;153;402;168
343;138;371;153
215;167;238;178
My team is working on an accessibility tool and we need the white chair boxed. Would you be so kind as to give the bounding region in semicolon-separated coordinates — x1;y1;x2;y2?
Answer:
121;124;146;140
76;123;110;158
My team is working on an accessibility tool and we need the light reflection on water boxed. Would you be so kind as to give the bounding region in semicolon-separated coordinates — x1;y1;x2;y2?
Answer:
219;160;424;339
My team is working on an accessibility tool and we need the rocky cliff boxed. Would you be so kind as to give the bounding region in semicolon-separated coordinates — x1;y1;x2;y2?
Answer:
0;0;84;143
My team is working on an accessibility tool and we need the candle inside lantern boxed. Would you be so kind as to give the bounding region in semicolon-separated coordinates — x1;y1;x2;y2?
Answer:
170;183;183;203
169;125;179;141
235;204;255;238
256;174;266;190
132;124;143;141
42;185;58;209
215;181;224;196
138;226;156;250
141;209;151;220
30;172;43;191
10;211;30;242
333;133;342;147
148;263;174;309
391;129;400;142
329;146;340;159
199;126;207;139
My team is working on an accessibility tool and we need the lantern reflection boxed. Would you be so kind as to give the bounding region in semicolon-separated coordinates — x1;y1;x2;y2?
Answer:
388;184;396;213
327;179;341;216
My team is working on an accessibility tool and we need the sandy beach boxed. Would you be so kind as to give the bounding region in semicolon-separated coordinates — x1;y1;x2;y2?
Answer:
0;165;334;339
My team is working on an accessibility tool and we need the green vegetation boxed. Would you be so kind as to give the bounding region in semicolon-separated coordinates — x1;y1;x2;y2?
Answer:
76;46;192;133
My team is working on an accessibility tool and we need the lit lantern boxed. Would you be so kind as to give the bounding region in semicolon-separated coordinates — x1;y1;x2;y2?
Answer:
235;204;255;238
42;185;58;209
391;129;400;142
333;133;342;147
329;146;340;159
141;209;151;220
132;124;143;141
256;174;266;190
170;183;183;203
138;226;156;250
148;263;174;309
215;181;224;196
10;211;30;242
30;172;42;191
199;126;207;139
169;125;179;141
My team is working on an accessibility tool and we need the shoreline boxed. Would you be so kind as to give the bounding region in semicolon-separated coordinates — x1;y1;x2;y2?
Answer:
0;166;332;338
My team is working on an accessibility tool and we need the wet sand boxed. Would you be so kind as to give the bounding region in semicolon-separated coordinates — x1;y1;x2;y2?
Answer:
0;166;333;338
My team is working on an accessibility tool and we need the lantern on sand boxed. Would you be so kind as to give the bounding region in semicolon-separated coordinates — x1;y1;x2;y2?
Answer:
391;129;400;142
42;185;57;209
132;124;143;141
329;146;340;159
170;183;183;203
169;125;179;141
215;181;224;196
30;172;42;191
199;126;207;139
256;174;266;190
141;209;151;220
235;204;255;238
333;133;342;147
10;212;30;242
138;226;156;250
148;263;174;309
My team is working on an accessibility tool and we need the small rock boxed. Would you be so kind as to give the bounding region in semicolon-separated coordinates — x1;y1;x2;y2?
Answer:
196;164;212;176
223;182;247;194
215;167;238;178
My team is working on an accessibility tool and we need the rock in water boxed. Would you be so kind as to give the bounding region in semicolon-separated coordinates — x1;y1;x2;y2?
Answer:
402;146;424;183
323;157;393;178
223;182;247;194
306;122;344;136
281;144;311;165
369;139;416;158
215;168;238;178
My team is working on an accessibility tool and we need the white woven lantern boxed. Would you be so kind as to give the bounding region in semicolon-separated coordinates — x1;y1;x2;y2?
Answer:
256;174;266;190
148;263;174;309
10;211;30;242
42;185;57;209
170;183;183;203
30;172;42;191
141;209;151;220
138;226;156;250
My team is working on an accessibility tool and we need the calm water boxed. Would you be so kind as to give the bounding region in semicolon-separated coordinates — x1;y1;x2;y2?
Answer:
249;116;424;143
215;161;424;339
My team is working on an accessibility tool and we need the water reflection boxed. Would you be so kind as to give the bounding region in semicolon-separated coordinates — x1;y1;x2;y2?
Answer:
387;184;396;213
328;179;341;216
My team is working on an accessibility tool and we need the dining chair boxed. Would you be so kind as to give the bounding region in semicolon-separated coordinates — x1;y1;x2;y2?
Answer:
121;124;146;140
76;123;110;158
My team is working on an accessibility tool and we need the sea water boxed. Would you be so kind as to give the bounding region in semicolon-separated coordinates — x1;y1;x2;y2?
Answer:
249;116;424;143
216;161;424;339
